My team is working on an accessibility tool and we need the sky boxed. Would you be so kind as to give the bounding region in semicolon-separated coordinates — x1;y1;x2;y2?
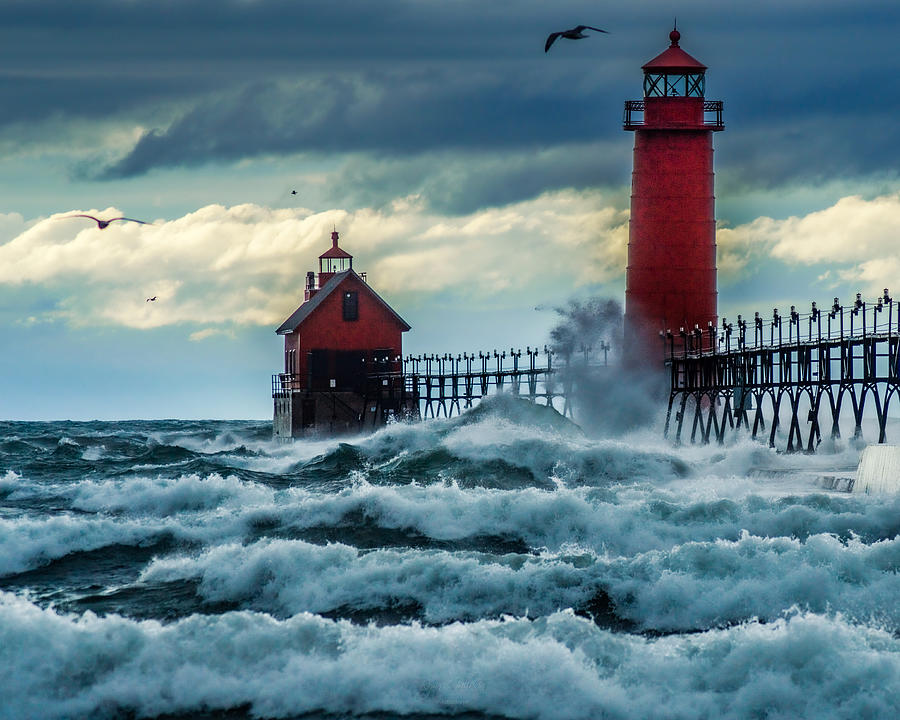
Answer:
2;0;900;420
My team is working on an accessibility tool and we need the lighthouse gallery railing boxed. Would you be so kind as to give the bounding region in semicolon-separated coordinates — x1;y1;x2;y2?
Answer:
623;99;724;129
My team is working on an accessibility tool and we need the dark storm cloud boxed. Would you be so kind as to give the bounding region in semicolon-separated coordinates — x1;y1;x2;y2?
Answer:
0;0;543;80
719;116;900;193
323;145;631;215
696;8;900;190
2;0;900;198
0;74;205;125
95;70;622;179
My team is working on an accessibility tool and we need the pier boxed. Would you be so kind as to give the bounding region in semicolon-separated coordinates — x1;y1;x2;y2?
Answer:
274;345;607;434
664;291;900;451
391;347;572;420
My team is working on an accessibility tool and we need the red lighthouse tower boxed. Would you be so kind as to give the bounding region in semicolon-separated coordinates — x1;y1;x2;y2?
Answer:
623;28;723;357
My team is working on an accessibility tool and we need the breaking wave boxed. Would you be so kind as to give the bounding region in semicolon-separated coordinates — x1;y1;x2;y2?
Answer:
1;399;898;718
2;594;898;720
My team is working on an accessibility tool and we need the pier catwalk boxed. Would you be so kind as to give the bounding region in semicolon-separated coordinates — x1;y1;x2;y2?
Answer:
665;291;900;452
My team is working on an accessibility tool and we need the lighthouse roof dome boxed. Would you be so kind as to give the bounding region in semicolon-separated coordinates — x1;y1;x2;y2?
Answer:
319;245;353;259
642;29;707;73
319;229;353;259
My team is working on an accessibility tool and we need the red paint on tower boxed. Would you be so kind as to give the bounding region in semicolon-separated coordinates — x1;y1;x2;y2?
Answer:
624;28;723;358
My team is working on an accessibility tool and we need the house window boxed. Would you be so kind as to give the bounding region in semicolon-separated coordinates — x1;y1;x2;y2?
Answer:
343;291;358;321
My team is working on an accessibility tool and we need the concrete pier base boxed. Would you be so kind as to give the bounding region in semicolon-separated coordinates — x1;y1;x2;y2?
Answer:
854;445;900;495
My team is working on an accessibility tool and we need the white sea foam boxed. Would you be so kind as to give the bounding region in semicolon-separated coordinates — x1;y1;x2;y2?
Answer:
0;472;279;576
0;470;22;493
229;435;352;475
3;464;898;581
343;403;868;496
139;531;900;631
437;416;692;486
153;426;347;475
127;459;195;474
140;539;600;622
600;531;900;631
79;445;105;461
0;515;171;577
268;475;900;556
1;593;898;720
855;444;900;494
0;475;272;576
70;472;275;515
0;469;275;516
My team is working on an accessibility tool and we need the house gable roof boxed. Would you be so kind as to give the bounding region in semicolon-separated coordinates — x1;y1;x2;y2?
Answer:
276;269;411;335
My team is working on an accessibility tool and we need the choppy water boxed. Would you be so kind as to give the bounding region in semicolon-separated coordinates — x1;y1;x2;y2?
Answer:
1;395;899;720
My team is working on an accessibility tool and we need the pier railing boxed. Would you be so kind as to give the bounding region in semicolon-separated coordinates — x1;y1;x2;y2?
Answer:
273;344;610;421
381;345;609;419
662;292;899;359
664;290;900;451
399;347;561;418
271;373;297;398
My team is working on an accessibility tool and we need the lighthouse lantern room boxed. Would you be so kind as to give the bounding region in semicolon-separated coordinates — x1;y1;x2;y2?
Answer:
316;229;353;286
623;28;723;357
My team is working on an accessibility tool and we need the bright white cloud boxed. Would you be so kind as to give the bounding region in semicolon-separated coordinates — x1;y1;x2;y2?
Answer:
0;192;629;332
0;211;33;246
9;190;900;336
189;327;237;342
718;191;900;296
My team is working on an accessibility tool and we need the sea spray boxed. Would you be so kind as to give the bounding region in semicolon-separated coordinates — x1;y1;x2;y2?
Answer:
547;296;668;434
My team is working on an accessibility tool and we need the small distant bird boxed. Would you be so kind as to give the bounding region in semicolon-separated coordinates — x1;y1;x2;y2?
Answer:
545;25;608;52
146;296;157;302
64;214;148;230
291;190;297;195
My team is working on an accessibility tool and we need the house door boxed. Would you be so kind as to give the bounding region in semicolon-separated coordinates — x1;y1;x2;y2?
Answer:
308;349;330;390
335;351;366;392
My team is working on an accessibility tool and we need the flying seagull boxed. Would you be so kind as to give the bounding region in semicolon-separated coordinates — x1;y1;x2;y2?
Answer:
64;214;148;230
146;296;157;302
545;25;608;52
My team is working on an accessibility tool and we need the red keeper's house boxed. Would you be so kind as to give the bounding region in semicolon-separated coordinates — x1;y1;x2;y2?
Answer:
272;230;415;438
